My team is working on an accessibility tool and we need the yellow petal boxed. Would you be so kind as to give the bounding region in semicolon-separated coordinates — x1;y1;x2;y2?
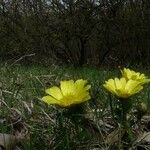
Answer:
75;79;91;93
42;96;60;105
71;94;91;105
106;79;116;89
130;85;143;95
114;78;122;90
46;86;63;100
121;68;150;85
120;78;127;88
76;91;91;102
103;81;116;95
75;79;87;85
125;80;142;95
125;80;139;91
60;80;75;96
126;80;143;94
75;79;87;88
60;96;76;107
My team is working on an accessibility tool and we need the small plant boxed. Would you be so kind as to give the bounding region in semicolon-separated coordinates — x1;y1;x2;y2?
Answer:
103;68;150;143
42;79;92;148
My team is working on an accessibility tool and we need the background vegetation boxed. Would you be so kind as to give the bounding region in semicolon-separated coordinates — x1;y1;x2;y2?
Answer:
0;0;150;66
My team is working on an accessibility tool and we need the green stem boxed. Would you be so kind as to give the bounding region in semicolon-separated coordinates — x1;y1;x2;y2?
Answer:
63;104;85;125
121;101;128;129
120;99;134;142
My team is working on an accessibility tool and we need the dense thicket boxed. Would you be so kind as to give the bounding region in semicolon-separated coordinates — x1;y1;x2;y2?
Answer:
0;0;150;66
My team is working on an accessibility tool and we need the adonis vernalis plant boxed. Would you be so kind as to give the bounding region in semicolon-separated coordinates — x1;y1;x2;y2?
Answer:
42;79;92;146
42;79;91;107
121;68;150;84
103;68;150;142
103;77;143;98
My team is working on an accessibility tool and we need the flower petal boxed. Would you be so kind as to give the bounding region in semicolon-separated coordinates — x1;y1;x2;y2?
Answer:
42;96;60;105
126;80;143;94
46;86;63;100
60;80;75;96
114;78;122;90
121;68;150;84
75;79;87;88
130;85;143;95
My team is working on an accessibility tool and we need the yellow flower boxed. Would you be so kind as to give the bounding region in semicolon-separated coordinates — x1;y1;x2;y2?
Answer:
42;79;91;107
103;77;143;98
121;68;150;84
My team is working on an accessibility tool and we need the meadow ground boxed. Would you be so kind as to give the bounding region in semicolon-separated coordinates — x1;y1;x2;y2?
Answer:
0;63;150;150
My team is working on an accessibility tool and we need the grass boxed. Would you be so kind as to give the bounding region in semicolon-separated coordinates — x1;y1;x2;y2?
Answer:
0;63;150;149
